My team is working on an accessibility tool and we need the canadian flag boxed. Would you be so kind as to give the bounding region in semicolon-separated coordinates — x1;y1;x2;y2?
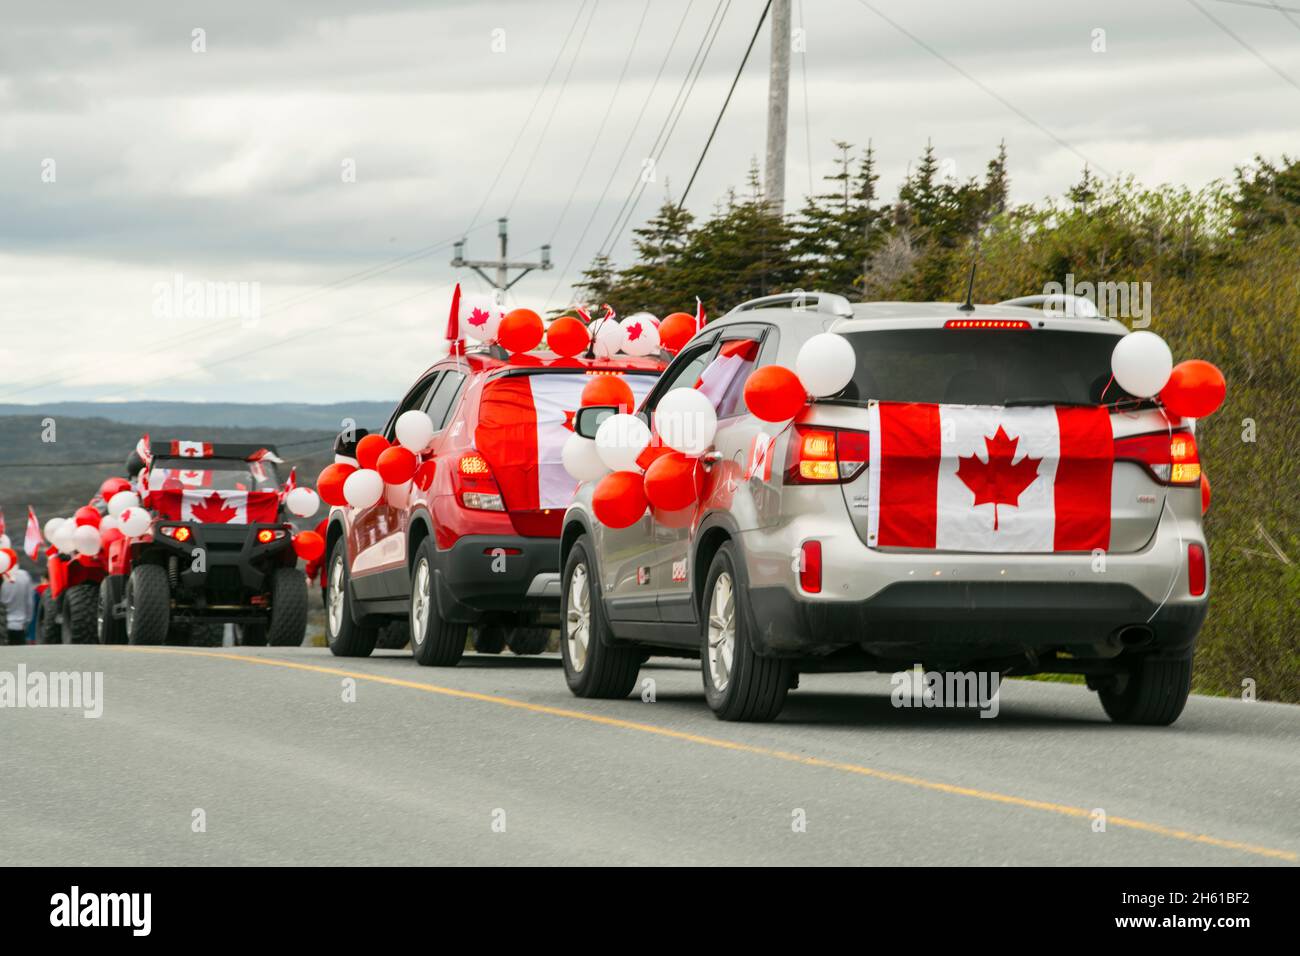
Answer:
24;506;42;561
866;402;1114;553
155;467;213;488
744;432;777;481
153;489;280;524
171;440;212;458
476;374;655;509
696;339;758;407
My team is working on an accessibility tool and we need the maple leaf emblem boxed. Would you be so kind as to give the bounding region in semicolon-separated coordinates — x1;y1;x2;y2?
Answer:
562;409;576;432
625;321;643;341
190;492;238;524
467;307;490;327
956;425;1041;531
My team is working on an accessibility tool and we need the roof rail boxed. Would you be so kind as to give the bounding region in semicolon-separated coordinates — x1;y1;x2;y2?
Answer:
727;291;854;319
996;294;1101;318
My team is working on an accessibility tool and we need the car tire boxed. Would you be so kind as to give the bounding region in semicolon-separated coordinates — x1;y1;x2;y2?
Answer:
37;593;61;644
97;575;127;645
409;538;466;667
267;567;308;647
62;583;99;645
560;537;639;699
126;564;170;646
325;538;377;657
472;625;507;654
506;626;551;655
1099;653;1193;726
700;542;791;722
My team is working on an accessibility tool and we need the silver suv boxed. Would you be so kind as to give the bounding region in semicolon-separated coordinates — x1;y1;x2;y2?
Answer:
560;292;1209;725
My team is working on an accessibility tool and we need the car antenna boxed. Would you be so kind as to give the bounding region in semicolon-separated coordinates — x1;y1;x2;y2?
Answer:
957;255;978;313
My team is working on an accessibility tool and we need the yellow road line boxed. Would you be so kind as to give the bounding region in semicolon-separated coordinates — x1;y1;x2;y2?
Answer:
113;645;1296;863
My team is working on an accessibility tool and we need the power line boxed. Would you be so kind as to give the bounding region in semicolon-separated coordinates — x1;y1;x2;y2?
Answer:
1189;0;1300;90
464;0;591;236
543;0;704;307
597;0;733;260
677;0;772;211
852;0;1109;176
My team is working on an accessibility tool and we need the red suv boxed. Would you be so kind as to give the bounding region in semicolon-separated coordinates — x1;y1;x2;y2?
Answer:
324;346;664;665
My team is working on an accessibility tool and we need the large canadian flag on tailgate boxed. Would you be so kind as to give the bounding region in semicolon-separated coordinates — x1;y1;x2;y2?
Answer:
866;402;1114;552
477;375;655;510
153;489;280;524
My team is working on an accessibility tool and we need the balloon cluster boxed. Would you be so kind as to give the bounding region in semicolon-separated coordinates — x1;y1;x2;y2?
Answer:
1109;331;1226;418
316;411;437;512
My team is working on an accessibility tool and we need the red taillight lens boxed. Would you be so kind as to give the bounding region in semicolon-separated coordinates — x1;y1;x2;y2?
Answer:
257;529;276;543
1187;543;1207;596
454;452;505;511
160;526;192;542
799;540;822;593
1113;430;1201;486
785;426;869;484
944;319;1032;330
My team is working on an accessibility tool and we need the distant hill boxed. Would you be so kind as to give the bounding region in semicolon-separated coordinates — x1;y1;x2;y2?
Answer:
0;400;392;432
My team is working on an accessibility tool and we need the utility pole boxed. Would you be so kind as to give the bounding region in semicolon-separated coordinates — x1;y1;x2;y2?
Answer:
764;0;791;216
451;217;552;292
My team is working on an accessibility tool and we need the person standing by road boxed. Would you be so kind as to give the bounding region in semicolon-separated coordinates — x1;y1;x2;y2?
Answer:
2;564;35;645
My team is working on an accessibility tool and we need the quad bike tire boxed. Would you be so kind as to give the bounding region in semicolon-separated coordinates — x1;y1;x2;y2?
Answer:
61;583;99;645
267;567;308;647
126;564;170;646
97;575;128;645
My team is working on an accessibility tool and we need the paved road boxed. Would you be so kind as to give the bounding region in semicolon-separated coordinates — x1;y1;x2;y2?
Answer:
2;645;1295;865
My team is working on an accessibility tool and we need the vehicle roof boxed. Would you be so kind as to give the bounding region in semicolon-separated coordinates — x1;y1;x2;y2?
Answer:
422;349;667;380
152;441;279;460
708;299;1130;337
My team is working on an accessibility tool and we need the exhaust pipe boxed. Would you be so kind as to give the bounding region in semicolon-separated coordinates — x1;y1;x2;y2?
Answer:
1115;625;1154;649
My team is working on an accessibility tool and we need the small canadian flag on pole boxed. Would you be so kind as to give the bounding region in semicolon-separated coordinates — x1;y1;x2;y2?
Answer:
24;506;42;561
446;282;464;356
695;296;706;334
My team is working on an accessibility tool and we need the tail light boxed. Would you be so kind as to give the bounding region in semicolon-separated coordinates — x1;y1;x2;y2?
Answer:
1113;430;1201;486
785;426;869;484
256;529;287;543
799;540;822;593
160;526;192;542
1187;543;1207;596
944;319;1032;330
454;452;505;511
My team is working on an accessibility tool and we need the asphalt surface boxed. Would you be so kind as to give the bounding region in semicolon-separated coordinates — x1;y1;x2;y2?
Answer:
2;644;1296;866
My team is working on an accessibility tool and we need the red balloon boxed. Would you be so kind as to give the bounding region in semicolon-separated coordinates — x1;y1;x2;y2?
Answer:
316;463;356;506
658;312;697;354
581;374;635;411
509;351;543;367
744;365;807;422
376;445;418;484
74;505;102;528
1160;360;1226;418
498;308;545;353
99;477;131;500
592;471;648;528
293;530;325;561
1201;473;1211;515
643;451;705;511
413;460;438;491
635;441;672;472
356;434;391;471
100;527;124;549
546;316;590;358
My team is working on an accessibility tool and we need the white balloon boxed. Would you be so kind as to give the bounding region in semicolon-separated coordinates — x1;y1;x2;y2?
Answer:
73;524;102;555
285;487;321;518
461;293;505;343
53;520;79;552
0;551;11;574
394;410;436;452
0;534;9;550
99;515;121;534
594;413;652;473
654;388;718;457
562;433;610;482
44;517;66;542
108;490;140;518
118;507;153;538
796;333;857;397
343;468;385;509
591;318;626;358
620;314;661;356
385;480;411;509
1111;331;1173;398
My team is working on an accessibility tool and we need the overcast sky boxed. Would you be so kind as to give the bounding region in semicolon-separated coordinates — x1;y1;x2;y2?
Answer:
1;0;1297;405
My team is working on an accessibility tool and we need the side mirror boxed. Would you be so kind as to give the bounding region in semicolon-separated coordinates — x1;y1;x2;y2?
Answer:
573;406;616;440
334;427;369;459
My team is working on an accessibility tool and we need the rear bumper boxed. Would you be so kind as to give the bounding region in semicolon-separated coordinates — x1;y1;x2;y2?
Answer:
432;534;561;622
143;522;294;597
747;580;1207;663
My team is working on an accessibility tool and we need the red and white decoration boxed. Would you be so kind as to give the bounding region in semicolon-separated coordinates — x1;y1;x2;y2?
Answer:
152;488;281;525
866;402;1115;553
24;506;43;561
170;440;212;457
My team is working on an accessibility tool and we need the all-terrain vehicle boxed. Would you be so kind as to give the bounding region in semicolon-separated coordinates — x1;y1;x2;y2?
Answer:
99;439;308;647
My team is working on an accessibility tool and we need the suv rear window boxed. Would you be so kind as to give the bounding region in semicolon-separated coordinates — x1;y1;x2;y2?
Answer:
835;328;1132;406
